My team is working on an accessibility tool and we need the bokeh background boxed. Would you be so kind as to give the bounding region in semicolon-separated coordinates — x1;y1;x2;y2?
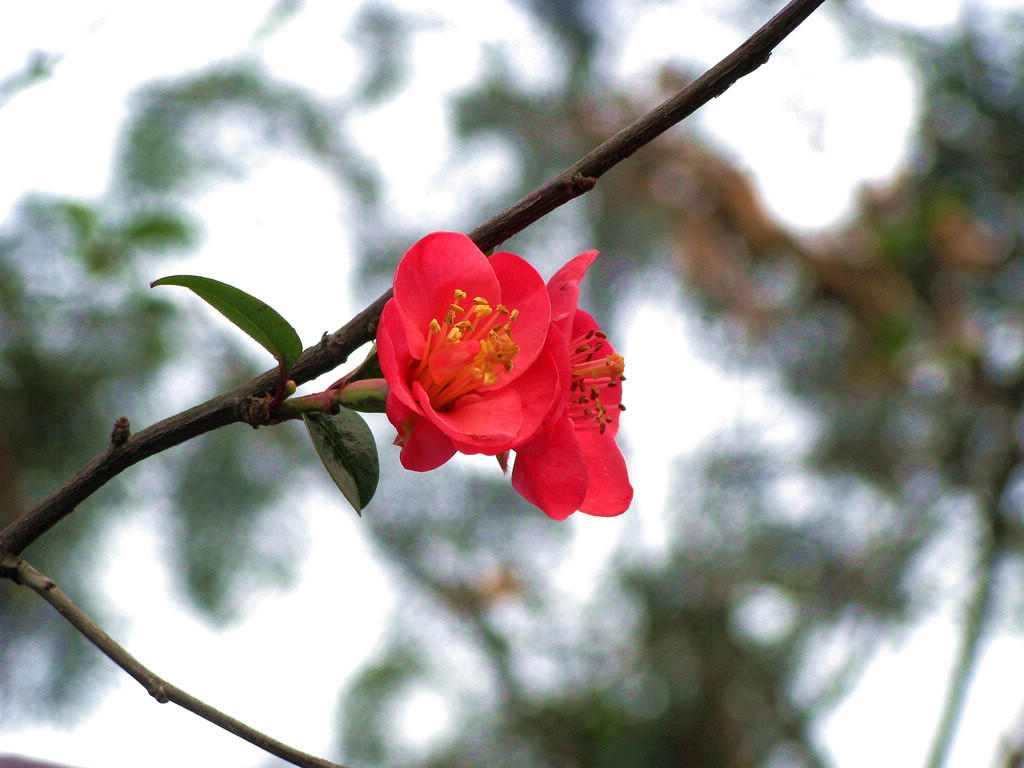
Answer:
4;1;1024;767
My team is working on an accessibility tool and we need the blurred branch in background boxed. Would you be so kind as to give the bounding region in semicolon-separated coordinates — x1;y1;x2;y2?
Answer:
0;51;61;109
0;0;830;764
339;2;1024;767
5;1;1024;767
923;514;1001;768
0;0;825;560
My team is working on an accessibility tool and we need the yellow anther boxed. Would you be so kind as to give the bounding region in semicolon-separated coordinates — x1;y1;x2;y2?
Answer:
473;304;493;317
453;289;467;300
455;321;473;332
447;327;463;342
444;310;455;326
450;303;464;314
496;304;510;315
473;297;489;305
429;319;441;333
509;309;519;322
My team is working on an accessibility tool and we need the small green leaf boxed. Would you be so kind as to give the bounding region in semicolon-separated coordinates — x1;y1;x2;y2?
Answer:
151;275;302;372
303;410;379;514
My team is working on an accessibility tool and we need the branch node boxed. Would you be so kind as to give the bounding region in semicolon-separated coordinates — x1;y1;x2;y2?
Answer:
151;683;170;704
0;554;21;581
571;173;597;191
240;395;273;429
110;416;131;446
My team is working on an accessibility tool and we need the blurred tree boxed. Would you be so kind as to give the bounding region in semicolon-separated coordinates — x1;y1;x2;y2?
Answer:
6;3;1024;768
336;3;1024;768
0;20;382;718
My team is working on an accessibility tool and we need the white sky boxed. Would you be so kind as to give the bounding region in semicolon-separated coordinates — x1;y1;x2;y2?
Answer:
2;1;1024;767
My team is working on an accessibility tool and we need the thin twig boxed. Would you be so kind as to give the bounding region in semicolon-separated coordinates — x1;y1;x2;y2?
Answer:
4;555;349;768
0;0;826;558
466;0;828;249
0;1;829;764
0;296;387;558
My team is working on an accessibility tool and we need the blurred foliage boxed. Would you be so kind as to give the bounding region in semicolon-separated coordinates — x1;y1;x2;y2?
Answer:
7;2;1024;768
0;51;60;109
0;193;186;718
336;3;1024;768
118;64;378;202
0;58;354;718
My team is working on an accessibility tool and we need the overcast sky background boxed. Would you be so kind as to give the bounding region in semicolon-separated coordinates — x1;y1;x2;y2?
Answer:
3;1;1024;767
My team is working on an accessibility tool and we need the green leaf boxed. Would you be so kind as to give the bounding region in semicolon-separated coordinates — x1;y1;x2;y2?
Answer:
151;274;302;372
303;410;379;514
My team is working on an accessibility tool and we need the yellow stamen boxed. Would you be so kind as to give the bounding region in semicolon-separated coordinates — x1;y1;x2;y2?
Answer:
411;289;525;410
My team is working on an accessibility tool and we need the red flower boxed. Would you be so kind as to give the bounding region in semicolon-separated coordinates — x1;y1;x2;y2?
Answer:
510;251;632;520
377;232;561;470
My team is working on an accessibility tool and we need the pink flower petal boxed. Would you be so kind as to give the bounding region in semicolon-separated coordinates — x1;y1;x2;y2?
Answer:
507;327;570;444
487;251;551;379
414;382;522;453
548;250;598;338
377;300;421;413
576;428;632;517
387;397;457;471
393;232;501;358
512;415;588;520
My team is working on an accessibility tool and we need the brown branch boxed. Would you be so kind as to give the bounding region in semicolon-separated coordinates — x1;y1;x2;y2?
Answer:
0;0;826;558
466;0;828;249
3;555;349;768
0;295;388;558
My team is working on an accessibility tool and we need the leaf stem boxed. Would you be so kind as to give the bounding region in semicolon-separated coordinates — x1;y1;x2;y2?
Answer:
267;359;295;412
272;389;343;420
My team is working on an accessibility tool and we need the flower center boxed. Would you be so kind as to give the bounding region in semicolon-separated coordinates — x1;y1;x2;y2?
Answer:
413;289;520;410
568;328;625;434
